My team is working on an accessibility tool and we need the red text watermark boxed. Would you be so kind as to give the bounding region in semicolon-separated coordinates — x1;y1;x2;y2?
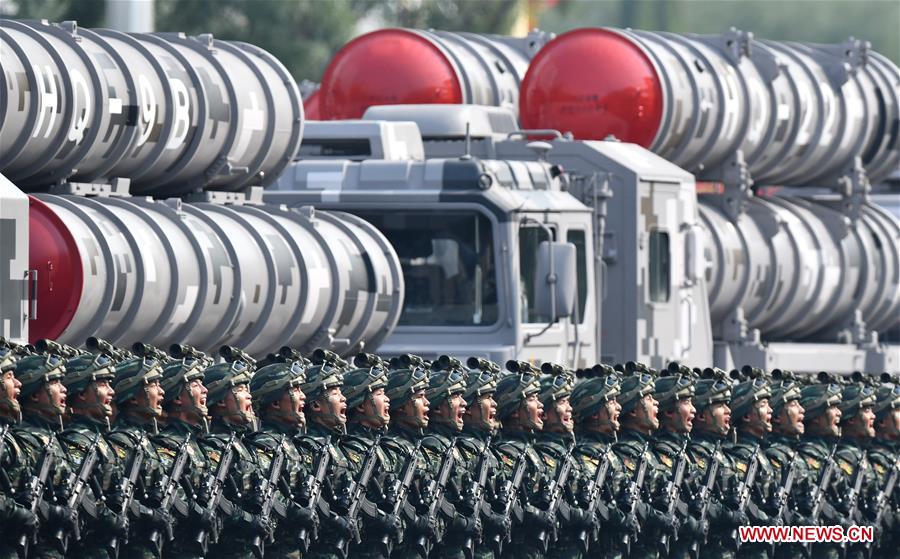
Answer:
738;525;875;544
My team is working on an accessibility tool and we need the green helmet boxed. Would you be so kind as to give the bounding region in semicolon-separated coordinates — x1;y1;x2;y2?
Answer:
769;370;803;416
538;372;574;407
112;357;164;405
462;359;500;407
299;362;345;403
250;361;308;409
203;360;254;407
616;366;656;415
15;353;67;417
161;359;206;405
1;345;17;373
799;380;843;420
874;382;900;420
654;364;696;410
385;365;430;408
693;368;733;411
341;353;390;409
730;376;772;419
426;356;468;408
571;373;621;423
62;353;116;395
838;382;877;421
494;369;541;421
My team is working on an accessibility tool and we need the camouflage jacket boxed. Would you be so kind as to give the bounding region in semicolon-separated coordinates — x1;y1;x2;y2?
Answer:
725;432;777;525
796;436;844;525
833;439;878;523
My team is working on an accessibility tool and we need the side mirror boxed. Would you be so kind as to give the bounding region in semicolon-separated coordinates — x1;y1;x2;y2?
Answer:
534;241;577;320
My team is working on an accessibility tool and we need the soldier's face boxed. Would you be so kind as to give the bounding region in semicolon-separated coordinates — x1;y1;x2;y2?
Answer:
776;400;805;436
810;404;842;437
523;393;544;430
671;397;695;433
135;379;165;418
1;370;21;416
635;393;659;431
77;380;116;418
313;386;347;428
358;387;390;428
274;384;306;427
697;402;730;436
876;408;900;440
220;383;255;425
464;392;498;431
748;398;773;433
442;393;467;431
33;378;67;417
545;396;574;433
412;390;430;427
845;406;876;439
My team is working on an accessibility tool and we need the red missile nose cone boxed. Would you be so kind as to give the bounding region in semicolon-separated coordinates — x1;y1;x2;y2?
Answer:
28;197;83;342
519;27;664;147
320;28;463;119
304;89;322;120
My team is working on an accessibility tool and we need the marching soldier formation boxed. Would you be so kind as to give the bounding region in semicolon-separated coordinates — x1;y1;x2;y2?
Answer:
0;337;897;559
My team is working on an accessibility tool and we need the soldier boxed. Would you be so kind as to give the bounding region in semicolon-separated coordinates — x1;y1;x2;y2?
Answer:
764;371;810;558
304;351;392;559
868;379;899;558
611;366;678;559
724;371;777;559
833;381;878;559
379;357;435;558
533;366;596;559
198;359;270;559
796;379;845;559
106;356;176;559
570;369;633;558
155;357;212;559
245;360;315;559
687;370;746;559
456;358;503;559
421;357;481;559
57;352;128;558
491;363;553;559
0;345;42;559
650;366;702;559
12;353;82;559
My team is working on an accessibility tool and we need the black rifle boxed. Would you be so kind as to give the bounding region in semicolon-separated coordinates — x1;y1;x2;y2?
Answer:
335;434;382;559
297;436;332;553
194;433;237;555
53;433;102;553
659;439;690;556
575;444;612;554
621;442;651;557
490;444;530;557
16;444;55;558
534;444;573;553
148;437;191;556
380;439;421;556
840;454;868;559
250;435;287;559
415;439;457;556
0;424;8;461
805;444;838;556
461;436;492;559
866;457;899;559
689;440;722;559
108;434;147;558
728;444;760;552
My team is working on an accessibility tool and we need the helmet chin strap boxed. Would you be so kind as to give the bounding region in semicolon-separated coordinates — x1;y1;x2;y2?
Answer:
356;393;388;429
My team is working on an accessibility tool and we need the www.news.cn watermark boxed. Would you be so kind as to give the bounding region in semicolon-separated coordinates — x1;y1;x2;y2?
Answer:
739;525;875;544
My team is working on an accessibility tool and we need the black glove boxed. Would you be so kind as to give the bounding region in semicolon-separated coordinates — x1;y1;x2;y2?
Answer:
188;503;218;533
370;511;403;541
524;505;556;532
99;509;130;537
8;504;40;538
237;511;272;538
289;503;319;531
413;514;440;540
482;509;511;539
326;515;360;541
45;504;79;533
726;509;749;528
567;507;599;531
450;514;482;538
139;506;174;543
683;516;709;539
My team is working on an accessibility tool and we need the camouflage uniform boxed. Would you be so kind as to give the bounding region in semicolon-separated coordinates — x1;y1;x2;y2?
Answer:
57;353;126;559
868;382;900;558
725;376;777;559
155;360;213;559
198;361;269;559
491;367;553;559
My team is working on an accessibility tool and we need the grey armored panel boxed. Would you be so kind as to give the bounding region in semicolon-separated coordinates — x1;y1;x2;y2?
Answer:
0;19;302;195
0;174;28;343
298;120;425;161
27;194;402;357
363;105;518;140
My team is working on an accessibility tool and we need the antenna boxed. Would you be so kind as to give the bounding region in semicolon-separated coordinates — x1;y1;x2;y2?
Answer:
461;121;472;160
